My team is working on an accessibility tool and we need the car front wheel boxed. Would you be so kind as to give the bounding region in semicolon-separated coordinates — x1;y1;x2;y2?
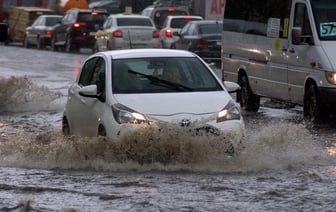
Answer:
62;117;71;136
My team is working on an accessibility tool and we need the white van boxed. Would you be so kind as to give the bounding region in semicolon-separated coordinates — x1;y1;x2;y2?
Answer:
221;0;336;121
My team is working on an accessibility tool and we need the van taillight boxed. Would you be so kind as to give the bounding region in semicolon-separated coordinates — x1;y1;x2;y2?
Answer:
153;30;160;38
73;22;86;28
198;38;208;47
165;29;172;38
113;29;122;37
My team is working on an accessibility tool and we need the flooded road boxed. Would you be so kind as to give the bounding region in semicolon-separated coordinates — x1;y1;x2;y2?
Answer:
0;45;336;211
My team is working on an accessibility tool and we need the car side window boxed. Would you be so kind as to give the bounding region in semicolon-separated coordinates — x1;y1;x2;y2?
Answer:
78;57;106;100
78;57;98;86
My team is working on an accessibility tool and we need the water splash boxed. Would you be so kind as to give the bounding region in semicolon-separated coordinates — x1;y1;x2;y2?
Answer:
0;76;63;113
0;121;331;173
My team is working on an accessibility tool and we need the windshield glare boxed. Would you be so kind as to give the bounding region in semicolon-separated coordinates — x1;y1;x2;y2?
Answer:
112;57;222;93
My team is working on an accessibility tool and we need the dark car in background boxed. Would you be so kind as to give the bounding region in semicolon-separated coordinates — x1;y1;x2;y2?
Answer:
51;8;108;53
24;15;62;49
150;6;190;29
88;0;126;14
172;20;222;63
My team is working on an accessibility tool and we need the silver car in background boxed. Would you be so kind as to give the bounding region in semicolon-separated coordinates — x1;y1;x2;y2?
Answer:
24;15;62;49
94;13;160;51
159;15;203;48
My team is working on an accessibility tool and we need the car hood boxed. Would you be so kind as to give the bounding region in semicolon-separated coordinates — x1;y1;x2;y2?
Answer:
113;91;231;121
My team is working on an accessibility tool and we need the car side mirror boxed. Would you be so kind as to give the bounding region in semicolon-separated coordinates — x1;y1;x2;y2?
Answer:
79;85;98;97
223;81;241;93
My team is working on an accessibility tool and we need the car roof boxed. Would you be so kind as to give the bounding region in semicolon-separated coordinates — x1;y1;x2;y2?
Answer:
108;13;151;19
96;49;195;59
166;15;203;20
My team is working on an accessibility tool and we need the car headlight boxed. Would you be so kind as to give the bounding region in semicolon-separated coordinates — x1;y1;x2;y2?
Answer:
217;100;241;122
112;103;148;124
326;72;336;85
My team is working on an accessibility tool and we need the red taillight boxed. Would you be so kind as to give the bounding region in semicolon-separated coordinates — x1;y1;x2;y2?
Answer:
198;38;208;47
183;16;192;20
167;7;176;12
112;29;122;37
165;29;172;38
73;22;86;28
91;11;99;16
44;29;52;35
153;30;160;38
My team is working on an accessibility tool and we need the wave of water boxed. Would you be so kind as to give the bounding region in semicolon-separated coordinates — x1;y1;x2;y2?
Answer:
0;75;332;174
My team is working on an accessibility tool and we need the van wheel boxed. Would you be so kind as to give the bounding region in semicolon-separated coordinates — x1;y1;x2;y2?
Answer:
98;125;106;136
62;117;71;136
237;75;260;112
304;84;325;122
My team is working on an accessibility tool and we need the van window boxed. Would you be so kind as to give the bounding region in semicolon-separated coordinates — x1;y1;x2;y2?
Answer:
223;0;291;38
294;3;312;36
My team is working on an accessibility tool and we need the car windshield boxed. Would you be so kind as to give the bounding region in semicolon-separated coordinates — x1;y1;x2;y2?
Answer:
46;17;62;26
311;0;336;40
112;57;222;93
153;10;188;28
77;13;107;25
117;17;153;27
170;18;201;28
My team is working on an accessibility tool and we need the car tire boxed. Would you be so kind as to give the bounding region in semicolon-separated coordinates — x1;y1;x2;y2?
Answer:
65;35;74;53
304;84;325;122
51;35;57;51
62;117;71;136
37;36;43;49
93;41;99;53
98;125;106;136
23;36;30;48
237;74;260;112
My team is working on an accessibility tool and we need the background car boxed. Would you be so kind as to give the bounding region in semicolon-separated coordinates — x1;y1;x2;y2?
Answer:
172;20;222;63
88;0;125;14
62;49;245;152
159;15;203;48
24;14;62;49
94;13;160;51
51;8;108;53
150;6;190;29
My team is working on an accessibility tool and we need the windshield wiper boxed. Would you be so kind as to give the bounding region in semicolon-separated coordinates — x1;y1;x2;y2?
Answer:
128;69;193;91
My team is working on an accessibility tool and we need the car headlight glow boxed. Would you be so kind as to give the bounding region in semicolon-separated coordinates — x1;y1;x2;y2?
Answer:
112;104;148;124
217;100;241;122
326;72;336;85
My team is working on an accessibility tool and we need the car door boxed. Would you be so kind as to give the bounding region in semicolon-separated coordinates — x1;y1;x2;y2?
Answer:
286;1;316;104
174;21;193;50
68;56;106;136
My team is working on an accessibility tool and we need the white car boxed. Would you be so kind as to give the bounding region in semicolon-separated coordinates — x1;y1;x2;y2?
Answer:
159;15;203;48
94;13;160;51
62;49;245;150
